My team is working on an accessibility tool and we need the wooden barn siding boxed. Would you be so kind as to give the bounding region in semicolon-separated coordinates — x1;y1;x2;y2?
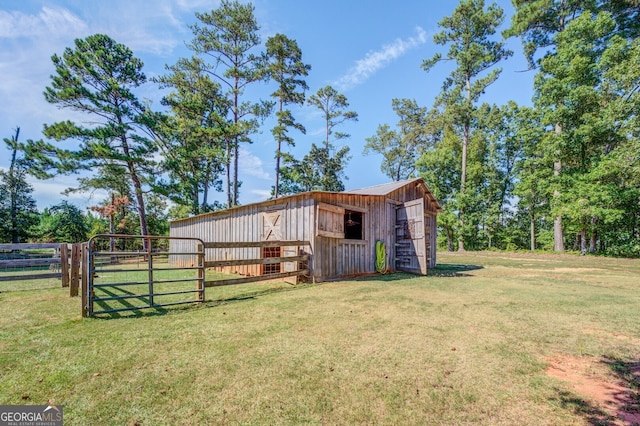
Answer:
170;208;259;274
169;180;438;280
170;196;316;277
312;193;393;281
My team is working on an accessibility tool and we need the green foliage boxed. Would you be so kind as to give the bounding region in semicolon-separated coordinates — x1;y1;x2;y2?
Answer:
144;194;170;236
40;33;159;239
34;201;89;243
155;56;228;215
189;0;273;206
307;85;359;151
167;204;192;222
375;240;387;273
279;144;351;194
0;0;636;258
504;0;597;67
364;99;427;181
266;33;310;198
0;129;39;243
279;86;357;194
0;168;38;243
421;0;512;251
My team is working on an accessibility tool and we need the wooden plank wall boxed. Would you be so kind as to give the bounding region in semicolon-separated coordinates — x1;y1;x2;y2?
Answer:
169;180;439;281
169;196;315;277
313;192;393;281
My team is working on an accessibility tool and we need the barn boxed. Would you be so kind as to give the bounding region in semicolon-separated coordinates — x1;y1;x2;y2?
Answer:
169;178;441;282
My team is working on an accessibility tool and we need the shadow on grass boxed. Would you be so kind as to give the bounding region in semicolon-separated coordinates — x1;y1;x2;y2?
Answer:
93;286;152;319
92;283;304;319
90;267;484;319
549;356;640;425
429;263;483;277
204;283;308;305
551;390;618;425
92;286;200;320
602;357;640;424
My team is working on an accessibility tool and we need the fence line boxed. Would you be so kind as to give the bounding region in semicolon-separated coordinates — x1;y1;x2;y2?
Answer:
0;243;70;287
202;240;310;288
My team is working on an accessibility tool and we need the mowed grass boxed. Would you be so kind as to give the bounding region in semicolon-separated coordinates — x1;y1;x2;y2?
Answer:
1;252;640;425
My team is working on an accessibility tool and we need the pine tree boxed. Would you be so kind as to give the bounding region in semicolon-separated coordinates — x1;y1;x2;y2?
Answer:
422;0;512;251
41;34;158;241
189;0;273;206
266;34;310;198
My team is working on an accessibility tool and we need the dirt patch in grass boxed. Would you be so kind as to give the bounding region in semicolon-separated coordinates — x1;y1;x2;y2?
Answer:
545;355;640;425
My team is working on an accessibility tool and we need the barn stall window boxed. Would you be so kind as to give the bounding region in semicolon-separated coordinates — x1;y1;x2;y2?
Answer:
317;203;364;240
344;210;363;240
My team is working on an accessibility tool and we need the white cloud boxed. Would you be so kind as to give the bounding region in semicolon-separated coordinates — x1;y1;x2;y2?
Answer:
239;147;270;180
176;0;219;11
334;26;428;91
249;188;272;200
0;7;88;39
26;175;107;209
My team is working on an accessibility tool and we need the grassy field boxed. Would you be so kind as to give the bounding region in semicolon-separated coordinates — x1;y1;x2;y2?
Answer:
1;251;639;425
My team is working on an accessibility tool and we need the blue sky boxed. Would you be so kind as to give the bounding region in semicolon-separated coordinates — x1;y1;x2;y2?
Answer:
0;0;534;210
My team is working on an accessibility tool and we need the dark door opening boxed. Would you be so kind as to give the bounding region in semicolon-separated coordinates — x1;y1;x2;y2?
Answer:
344;210;363;240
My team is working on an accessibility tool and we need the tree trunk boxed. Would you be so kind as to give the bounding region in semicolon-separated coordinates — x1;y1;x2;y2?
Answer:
529;189;536;251
580;228;587;255
233;142;239;206
553;124;564;251
9;127;20;243
128;164;148;238
120;132;149;245
530;213;536;252
274;99;283;198
274;144;281;198
589;216;597;254
109;194;115;253
458;77;471;253
445;226;454;251
231;78;240;207
201;179;209;213
589;233;597;254
225;138;231;207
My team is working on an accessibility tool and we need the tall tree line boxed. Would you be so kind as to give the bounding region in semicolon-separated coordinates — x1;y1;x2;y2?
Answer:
365;0;639;256
19;0;355;230
10;0;639;257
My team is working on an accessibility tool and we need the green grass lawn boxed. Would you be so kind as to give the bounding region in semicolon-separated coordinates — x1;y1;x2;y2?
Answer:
1;251;639;425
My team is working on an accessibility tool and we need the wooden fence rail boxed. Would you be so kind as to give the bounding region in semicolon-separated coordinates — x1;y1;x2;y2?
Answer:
0;243;84;294
202;240;310;288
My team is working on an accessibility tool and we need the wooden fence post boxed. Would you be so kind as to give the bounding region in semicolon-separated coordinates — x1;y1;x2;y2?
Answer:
60;243;69;288
70;244;80;297
81;242;89;318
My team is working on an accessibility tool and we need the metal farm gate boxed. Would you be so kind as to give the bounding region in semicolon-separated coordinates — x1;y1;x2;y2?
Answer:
85;235;205;317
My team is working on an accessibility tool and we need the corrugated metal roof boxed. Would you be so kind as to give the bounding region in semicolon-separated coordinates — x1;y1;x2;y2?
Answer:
343;178;423;196
171;177;441;224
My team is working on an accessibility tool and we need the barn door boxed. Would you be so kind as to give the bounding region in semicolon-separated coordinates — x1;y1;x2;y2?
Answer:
395;199;428;275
